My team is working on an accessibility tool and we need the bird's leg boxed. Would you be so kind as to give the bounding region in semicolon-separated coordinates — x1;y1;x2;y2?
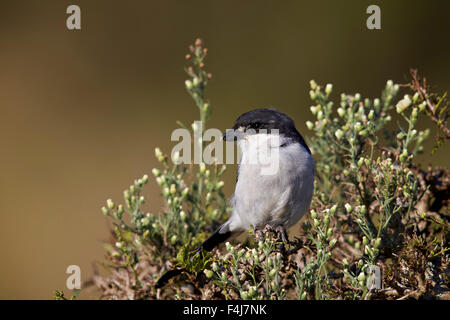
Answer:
255;227;264;242
275;225;290;245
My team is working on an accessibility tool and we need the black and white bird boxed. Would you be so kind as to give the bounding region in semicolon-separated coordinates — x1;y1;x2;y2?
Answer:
199;108;315;250
156;108;314;288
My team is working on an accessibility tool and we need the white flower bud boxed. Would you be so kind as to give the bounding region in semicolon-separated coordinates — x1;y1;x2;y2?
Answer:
106;199;115;210
419;101;427;111
396;95;412;114
343;258;349;267
172;151;180;164
358;129;368;137
163;187;170;196
185;80;193;89
325;83;333;96
317;110;324;120
363;236;369;245
386;80;393;89
335;129;344;140
345;203;353;213
204;269;213;278
358;272;366;283
152;168;161;177
216;181;225;189
400;149;408;162
374;98;381;109
357;157;365;167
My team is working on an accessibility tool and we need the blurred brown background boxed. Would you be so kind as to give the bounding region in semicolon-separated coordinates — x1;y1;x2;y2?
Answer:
0;0;448;299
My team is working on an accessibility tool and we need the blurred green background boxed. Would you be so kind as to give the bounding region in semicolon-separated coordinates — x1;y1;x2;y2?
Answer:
0;0;448;299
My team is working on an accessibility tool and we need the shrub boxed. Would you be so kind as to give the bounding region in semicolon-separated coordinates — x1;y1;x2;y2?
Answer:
91;39;449;300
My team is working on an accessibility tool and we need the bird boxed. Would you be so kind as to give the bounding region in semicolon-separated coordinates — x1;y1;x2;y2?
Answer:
155;108;315;288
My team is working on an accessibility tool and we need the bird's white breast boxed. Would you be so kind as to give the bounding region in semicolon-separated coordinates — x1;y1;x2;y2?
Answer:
227;133;315;232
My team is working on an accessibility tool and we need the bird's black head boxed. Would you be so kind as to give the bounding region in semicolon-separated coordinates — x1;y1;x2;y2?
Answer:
223;108;311;153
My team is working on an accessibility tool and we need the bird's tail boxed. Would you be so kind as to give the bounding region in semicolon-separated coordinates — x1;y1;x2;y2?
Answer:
155;224;233;289
195;226;232;252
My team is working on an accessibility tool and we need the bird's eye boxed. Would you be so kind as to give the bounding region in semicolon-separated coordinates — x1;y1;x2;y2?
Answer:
251;122;261;129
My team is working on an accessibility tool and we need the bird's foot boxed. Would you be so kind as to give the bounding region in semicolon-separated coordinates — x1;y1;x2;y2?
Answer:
254;228;264;242
255;225;290;252
275;225;290;244
275;225;290;252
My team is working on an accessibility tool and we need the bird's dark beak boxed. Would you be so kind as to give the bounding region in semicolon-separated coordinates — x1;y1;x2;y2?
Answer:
222;129;238;142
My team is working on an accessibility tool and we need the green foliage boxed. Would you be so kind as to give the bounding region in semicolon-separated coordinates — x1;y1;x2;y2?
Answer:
93;39;449;300
94;39;231;299
54;289;81;300
299;206;337;299
176;243;212;275
204;231;287;300
305;80;428;205
99;38;228;260
302;79;448;300
409;69;449;154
